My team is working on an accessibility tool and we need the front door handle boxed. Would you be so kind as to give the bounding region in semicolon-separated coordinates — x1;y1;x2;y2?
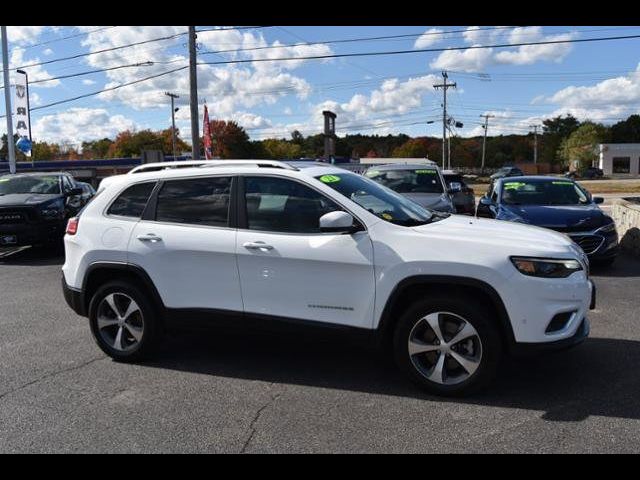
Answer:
243;241;274;251
137;233;162;243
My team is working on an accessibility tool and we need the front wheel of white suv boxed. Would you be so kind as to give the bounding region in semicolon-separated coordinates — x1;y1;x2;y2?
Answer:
88;281;161;362
393;295;502;396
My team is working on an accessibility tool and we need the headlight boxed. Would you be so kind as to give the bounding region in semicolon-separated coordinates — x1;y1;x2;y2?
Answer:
597;222;616;233
510;256;583;278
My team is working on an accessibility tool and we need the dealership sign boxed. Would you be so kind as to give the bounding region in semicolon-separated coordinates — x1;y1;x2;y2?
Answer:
14;70;32;157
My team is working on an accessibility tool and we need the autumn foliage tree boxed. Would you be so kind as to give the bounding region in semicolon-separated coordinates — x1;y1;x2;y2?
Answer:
208;120;252;158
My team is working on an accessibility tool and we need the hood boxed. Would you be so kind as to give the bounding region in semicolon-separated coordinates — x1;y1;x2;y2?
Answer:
499;203;606;232
401;192;453;212
411;214;579;258
0;193;61;207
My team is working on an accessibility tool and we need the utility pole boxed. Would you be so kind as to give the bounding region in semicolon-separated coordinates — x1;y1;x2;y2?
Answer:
529;124;539;164
165;92;179;161
434;71;456;170
188;26;200;160
480;114;494;174
1;26;16;174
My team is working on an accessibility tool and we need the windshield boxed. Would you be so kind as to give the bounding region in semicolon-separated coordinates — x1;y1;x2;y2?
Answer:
364;168;444;194
315;172;434;226
501;179;590;206
0;175;61;195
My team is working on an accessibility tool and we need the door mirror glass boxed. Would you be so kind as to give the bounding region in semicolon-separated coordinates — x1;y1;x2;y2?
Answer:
593;196;604;204
319;211;357;233
448;182;462;193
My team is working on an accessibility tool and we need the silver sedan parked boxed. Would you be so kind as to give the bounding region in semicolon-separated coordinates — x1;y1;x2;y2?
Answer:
363;163;457;213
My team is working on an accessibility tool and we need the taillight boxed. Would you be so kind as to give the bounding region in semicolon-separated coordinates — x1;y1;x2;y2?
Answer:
66;217;79;235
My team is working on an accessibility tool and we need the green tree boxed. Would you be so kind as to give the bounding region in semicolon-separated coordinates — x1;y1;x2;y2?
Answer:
610;114;640;143
82;138;114;159
259;139;302;159
558;122;610;169
541;114;580;165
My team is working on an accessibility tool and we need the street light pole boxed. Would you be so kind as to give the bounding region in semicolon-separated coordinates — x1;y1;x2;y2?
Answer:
1;26;16;174
434;71;456;170
529;124;539;164
165;92;179;161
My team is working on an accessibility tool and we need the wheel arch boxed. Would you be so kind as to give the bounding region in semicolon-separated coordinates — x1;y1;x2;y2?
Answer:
82;262;166;322
376;275;516;350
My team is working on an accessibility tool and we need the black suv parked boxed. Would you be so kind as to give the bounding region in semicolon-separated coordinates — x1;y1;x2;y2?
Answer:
0;172;87;248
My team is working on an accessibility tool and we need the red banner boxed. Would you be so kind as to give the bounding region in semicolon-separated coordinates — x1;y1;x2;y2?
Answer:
203;104;213;159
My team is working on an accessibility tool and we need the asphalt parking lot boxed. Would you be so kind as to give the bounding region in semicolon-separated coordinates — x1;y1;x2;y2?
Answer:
1;248;640;453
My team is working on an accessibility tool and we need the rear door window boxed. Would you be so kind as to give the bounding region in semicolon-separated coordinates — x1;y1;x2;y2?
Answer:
107;182;156;218
155;176;231;227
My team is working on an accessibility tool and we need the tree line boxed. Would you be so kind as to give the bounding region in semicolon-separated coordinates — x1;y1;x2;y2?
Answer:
2;113;640;170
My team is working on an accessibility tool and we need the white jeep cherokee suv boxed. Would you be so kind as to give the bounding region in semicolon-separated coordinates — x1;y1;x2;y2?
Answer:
62;160;594;396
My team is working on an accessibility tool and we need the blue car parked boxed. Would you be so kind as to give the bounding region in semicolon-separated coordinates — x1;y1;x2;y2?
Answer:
476;176;619;266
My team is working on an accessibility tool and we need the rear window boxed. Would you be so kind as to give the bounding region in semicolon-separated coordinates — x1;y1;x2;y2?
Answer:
155;176;231;227
365;168;444;194
107;182;156;218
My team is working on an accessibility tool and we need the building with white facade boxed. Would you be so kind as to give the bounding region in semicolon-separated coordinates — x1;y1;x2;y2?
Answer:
598;144;640;176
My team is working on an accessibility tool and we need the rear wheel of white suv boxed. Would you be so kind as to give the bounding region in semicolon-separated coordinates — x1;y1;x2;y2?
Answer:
88;281;160;362
393;294;502;396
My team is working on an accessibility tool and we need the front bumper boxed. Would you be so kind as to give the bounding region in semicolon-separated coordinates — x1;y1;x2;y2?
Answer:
510;317;590;356
0;221;64;246
62;275;87;317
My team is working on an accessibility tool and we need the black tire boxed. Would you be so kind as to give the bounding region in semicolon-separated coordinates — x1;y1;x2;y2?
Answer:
393;294;502;397
88;280;161;362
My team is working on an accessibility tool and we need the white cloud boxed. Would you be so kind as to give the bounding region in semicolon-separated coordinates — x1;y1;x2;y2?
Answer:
430;47;494;73
82;79;96;85
32;108;138;145
77;26;320;118
494;31;577;65
430;26;577;72
9;49;60;88
43;48;53;56
250;74;441;139
6;26;56;45
414;28;444;49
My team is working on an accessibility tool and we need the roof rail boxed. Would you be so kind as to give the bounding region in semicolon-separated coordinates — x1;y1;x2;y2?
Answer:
197;159;298;171
129;160;216;174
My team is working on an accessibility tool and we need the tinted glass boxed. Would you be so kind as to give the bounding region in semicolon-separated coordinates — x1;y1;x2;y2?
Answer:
156;177;231;227
443;174;466;187
107;182;156;218
365;168;444;194
315;172;434;226
245;176;340;233
0;175;61;195
500;179;590;206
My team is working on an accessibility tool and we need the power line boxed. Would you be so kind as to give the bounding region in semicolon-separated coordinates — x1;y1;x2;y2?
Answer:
199;25;520;56
10;26;118;52
0;65;188;118
15;27;270;70
0;61;155;90
197;33;640;67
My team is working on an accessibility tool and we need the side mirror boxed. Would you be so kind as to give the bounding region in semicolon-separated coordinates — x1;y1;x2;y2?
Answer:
593;197;604;204
319;211;359;234
448;182;462;193
479;196;493;207
65;187;83;197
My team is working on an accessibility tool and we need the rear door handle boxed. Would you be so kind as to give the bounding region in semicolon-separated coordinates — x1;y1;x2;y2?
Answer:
243;241;274;251
137;233;162;243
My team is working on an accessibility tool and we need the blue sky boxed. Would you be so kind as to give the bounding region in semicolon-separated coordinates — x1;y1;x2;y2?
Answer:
3;25;640;149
